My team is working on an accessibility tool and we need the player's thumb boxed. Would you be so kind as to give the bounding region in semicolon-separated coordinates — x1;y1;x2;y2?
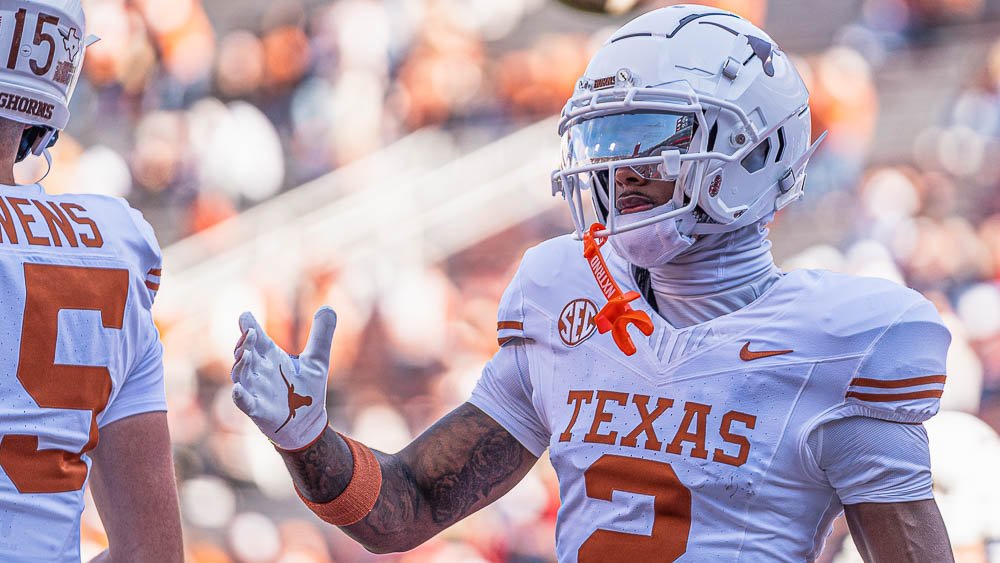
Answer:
302;306;337;368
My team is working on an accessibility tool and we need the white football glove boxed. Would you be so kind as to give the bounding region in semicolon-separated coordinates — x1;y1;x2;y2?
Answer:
231;307;337;451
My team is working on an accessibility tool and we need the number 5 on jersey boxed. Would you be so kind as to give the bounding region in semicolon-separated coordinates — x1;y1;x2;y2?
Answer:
0;264;128;494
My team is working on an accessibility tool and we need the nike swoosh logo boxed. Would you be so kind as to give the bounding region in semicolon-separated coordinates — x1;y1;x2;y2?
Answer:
739;342;793;361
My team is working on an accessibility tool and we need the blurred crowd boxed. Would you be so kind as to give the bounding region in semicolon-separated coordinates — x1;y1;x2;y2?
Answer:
50;0;1000;561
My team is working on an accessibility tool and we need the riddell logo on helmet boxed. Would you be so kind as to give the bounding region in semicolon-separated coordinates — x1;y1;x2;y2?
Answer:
0;93;54;120
559;299;598;347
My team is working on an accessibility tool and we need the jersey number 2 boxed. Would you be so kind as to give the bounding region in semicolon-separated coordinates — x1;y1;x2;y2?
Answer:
579;454;693;562
0;264;128;494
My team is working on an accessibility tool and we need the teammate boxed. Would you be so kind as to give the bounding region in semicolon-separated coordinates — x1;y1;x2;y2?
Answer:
232;5;954;561
0;1;182;561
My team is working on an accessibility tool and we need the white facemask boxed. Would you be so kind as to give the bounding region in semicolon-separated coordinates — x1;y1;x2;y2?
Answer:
608;203;696;269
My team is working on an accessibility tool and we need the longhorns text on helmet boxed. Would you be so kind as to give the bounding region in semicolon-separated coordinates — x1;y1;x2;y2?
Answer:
551;4;827;239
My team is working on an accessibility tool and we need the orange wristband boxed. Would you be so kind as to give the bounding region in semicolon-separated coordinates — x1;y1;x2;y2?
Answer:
296;433;382;526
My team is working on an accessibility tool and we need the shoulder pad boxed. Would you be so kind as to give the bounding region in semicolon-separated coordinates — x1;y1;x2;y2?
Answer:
496;235;585;346
843;294;950;424
810;271;928;340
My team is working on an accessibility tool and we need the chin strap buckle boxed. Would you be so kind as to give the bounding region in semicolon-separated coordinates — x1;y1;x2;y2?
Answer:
582;224;654;356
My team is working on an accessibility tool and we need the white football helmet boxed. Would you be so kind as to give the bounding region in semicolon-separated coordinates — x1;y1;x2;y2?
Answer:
551;5;826;238
0;0;94;161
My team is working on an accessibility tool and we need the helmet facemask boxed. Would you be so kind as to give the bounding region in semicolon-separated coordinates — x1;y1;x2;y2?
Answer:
554;85;749;237
552;82;821;239
570;110;695;221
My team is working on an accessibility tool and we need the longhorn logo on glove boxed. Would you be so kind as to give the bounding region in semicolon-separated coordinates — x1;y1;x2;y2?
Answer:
275;365;313;433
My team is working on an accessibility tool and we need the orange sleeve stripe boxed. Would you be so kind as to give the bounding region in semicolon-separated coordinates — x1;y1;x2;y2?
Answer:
144;281;160;291
849;375;946;389
497;321;523;331
498;336;517;346
148;268;162;276
296;433;382;527
846;389;944;402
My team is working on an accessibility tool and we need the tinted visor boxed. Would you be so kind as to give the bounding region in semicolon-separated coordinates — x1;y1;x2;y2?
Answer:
563;111;695;179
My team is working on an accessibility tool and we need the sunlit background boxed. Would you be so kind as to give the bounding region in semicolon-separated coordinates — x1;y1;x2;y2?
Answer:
33;0;1000;560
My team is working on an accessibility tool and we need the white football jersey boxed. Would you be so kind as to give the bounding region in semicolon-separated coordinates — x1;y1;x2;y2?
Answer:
0;184;167;561
471;235;950;562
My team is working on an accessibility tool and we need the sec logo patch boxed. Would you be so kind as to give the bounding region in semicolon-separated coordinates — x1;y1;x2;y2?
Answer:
559;299;598;347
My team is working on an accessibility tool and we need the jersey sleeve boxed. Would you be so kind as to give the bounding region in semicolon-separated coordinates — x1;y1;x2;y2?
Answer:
807;416;933;505
496;264;527;347
99;323;168;427
468;343;549;457
120;199;163;304
98;198;168;426
840;297;951;424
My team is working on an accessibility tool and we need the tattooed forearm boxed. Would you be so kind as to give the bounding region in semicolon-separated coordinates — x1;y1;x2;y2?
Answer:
418;409;528;524
358;453;421;536
280;403;538;553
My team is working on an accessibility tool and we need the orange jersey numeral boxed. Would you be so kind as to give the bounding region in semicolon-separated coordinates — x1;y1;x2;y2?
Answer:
0;264;128;493
579;454;692;562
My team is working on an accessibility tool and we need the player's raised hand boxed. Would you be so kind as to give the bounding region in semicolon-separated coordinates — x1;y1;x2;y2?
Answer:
231;306;337;451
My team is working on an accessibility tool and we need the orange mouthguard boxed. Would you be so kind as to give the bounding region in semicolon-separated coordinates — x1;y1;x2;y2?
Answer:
582;223;654;356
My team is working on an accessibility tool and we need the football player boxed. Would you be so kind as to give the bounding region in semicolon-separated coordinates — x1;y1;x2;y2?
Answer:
232;5;953;561
0;1;182;561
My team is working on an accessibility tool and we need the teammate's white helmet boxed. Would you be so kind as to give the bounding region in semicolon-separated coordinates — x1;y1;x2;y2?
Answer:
551;5;826;237
0;0;92;159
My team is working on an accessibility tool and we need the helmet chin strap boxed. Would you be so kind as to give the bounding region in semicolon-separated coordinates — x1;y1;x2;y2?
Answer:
36;148;53;183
